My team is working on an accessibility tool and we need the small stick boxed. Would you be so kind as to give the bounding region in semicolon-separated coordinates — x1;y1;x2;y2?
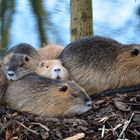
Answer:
113;123;122;131
30;122;49;131
101;125;105;138
17;122;38;135
64;133;85;140
119;113;134;138
98;116;109;123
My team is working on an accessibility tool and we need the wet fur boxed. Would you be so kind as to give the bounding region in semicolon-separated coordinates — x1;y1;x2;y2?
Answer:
3;73;91;117
60;36;140;96
37;44;64;60
0;63;8;99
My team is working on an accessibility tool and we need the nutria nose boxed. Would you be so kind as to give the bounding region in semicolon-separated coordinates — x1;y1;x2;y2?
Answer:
85;100;92;107
8;71;15;77
54;68;61;72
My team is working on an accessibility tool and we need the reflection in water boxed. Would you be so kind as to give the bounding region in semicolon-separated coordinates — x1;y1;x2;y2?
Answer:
0;0;140;53
93;0;140;44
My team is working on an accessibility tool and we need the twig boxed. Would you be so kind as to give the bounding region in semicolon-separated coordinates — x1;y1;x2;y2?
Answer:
99;123;123;137
113;123;122;131
98;116;109;123
30;122;49;131
117;139;130;140
17;122;38;135
101;125;105;138
64;133;85;140
118;113;134;138
107;122;119;137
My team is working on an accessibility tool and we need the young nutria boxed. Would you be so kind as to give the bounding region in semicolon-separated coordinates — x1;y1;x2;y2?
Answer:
37;44;64;60
3;73;92;117
1;43;40;80
36;60;69;80
59;36;140;96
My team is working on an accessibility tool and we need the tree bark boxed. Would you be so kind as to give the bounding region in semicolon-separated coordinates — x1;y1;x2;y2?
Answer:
30;0;48;47
70;0;93;41
0;0;15;55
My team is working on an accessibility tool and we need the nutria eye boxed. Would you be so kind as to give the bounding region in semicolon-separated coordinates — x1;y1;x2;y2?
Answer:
131;49;139;56
25;56;30;62
59;85;68;92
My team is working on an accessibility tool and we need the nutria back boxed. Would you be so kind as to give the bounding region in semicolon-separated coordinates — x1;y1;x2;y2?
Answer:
3;73;92;117
61;36;126;70
60;36;140;95
37;44;64;60
6;43;39;59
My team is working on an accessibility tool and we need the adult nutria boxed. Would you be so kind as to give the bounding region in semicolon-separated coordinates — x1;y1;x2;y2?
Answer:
3;73;92;117
36;60;69;80
1;43;39;80
59;36;140;96
0;64;8;98
37;44;64;60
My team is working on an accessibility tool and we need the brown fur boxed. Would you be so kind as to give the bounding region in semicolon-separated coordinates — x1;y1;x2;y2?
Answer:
36;60;69;80
60;36;140;96
1;43;40;80
37;44;64;60
3;73;92;117
0;62;8;99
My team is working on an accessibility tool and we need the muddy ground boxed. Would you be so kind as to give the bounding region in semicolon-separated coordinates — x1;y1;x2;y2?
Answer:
0;92;140;140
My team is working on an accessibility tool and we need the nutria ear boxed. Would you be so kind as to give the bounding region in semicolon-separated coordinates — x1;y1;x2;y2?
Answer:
131;49;139;56
59;85;68;92
24;55;30;62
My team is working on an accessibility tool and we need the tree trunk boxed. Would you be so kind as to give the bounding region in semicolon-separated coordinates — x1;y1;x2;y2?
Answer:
30;0;48;47
0;0;15;55
70;0;93;41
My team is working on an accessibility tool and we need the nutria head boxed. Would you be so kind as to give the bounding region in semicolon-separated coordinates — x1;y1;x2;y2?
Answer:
116;45;140;87
1;53;39;80
45;80;92;117
36;60;68;80
5;74;92;117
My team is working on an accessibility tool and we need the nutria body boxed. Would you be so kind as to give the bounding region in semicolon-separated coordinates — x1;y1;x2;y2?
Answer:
3;73;92;117
6;43;39;59
0;66;8;98
36;60;69;80
37;44;64;60
60;36;140;96
1;43;39;80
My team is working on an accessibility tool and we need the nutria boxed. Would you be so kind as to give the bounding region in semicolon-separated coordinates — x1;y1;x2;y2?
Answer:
1;43;40;80
3;73;92;117
0;64;8;98
37;44;64;60
36;60;69;80
59;36;140;96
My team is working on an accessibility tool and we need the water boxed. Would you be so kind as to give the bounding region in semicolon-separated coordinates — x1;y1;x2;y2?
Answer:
2;0;140;49
93;0;140;44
